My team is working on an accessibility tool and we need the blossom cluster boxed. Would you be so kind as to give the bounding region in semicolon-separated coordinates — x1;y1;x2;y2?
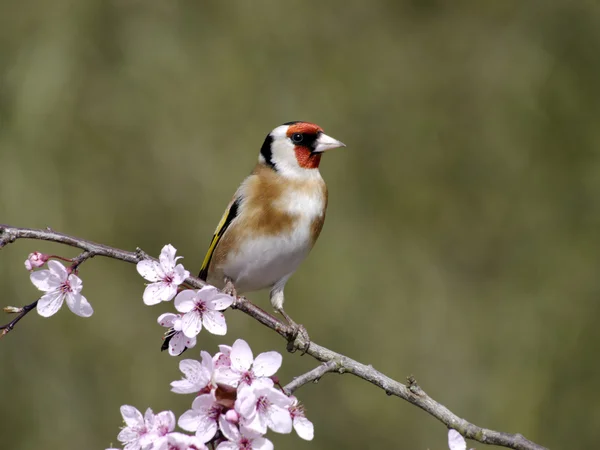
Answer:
136;245;233;356
112;340;313;450
104;245;312;449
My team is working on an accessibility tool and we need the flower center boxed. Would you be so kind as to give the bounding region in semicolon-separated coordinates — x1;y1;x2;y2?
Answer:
59;281;72;294
256;395;270;414
240;371;255;386
208;405;222;421
163;273;174;284
194;300;207;316
239;437;253;450
289;403;305;419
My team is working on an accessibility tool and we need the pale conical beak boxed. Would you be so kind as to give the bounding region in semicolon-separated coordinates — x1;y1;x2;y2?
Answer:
314;133;346;153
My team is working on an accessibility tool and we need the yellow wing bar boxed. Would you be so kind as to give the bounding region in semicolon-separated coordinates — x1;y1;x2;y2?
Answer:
198;197;241;280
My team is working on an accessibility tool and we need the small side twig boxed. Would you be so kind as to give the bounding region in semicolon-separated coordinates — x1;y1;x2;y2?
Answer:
1;300;39;337
283;360;339;395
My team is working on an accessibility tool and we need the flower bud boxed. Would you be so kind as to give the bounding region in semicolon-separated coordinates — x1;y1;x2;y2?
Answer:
24;252;49;271
224;409;239;424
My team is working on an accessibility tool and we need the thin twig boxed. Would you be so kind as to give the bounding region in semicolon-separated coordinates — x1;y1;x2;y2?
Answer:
283;360;339;395
1;300;39;337
0;224;547;450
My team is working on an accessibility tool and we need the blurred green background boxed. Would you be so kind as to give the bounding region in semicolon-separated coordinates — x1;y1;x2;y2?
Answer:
1;1;599;449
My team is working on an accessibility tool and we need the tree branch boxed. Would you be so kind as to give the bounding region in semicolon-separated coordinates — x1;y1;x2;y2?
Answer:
282;360;339;395
0;224;547;450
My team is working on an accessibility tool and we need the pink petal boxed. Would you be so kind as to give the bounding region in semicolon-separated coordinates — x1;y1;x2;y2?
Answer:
195;415;219;443
178;409;202;432
36;291;64;317
172;265;190;284
191;393;217;411
236;386;257;418
174;290;198;313
182;311;203;338
243;412;267;435
448;430;467;450
68;274;83;294
252;437;274;450
29;269;55;291
230;339;253;372
117;427;138;443
265;386;292;408
120;405;144;427
143;282;177;305
266;405;292;434
202;311;227;335
159;244;178;271
168;332;187;356
216;442;237;450
214;367;240;387
218;416;240;442
218;345;232;356
200;350;214;373
252;351;282;377
137;260;163;282
293;416;314;440
47;260;68;280
65;293;93;317
144;407;155;423
185;335;197;349
153;410;176;435
207;294;234;311
157;313;178;328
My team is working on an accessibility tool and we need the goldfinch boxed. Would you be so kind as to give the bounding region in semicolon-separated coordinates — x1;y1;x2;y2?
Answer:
199;121;345;330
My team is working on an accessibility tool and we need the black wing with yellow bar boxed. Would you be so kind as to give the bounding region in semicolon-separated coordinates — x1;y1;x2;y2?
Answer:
198;196;241;281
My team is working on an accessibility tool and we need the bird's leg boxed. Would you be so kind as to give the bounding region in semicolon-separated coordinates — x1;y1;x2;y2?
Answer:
270;287;310;354
223;277;238;298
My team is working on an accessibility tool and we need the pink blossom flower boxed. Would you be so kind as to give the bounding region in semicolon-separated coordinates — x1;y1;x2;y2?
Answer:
146;410;177;449
24;251;49;271
30;260;93;318
288;397;313;440
158;313;196;356
117;405;161;450
137;244;190;305
236;384;292;434
222;339;282;388
217;418;273;450
171;351;214;394
163;432;207;450
178;392;225;443
174;286;233;338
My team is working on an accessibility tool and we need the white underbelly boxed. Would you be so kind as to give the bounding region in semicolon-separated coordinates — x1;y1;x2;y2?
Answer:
222;223;313;293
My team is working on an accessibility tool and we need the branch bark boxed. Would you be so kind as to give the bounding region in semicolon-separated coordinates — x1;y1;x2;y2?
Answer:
0;224;547;450
282;360;339;395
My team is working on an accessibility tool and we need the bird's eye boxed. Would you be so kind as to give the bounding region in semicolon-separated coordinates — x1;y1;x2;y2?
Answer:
291;133;304;144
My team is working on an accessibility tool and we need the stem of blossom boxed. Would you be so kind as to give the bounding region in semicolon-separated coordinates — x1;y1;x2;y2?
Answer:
283;360;339;395
49;254;78;263
0;224;548;450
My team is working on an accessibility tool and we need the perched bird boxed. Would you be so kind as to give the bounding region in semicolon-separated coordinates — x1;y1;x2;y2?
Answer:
198;121;345;332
